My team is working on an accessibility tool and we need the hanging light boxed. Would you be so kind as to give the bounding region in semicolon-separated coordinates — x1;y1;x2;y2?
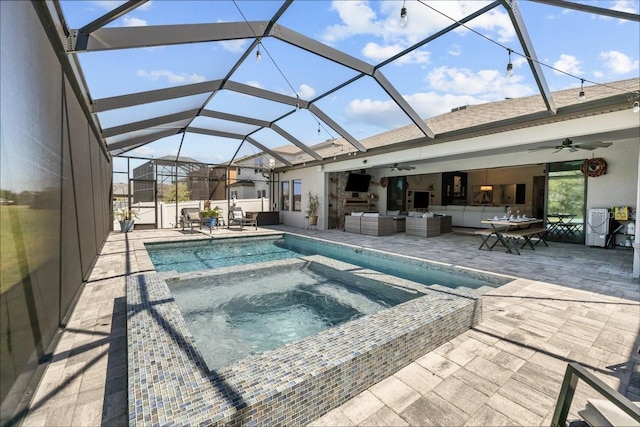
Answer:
295;95;300;110
480;169;492;192
317;122;321;135
256;44;262;63
633;100;640;113
578;79;585;102
506;49;513;78
400;0;408;28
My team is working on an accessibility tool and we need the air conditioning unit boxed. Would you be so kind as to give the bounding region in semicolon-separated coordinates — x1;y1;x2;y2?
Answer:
585;208;609;247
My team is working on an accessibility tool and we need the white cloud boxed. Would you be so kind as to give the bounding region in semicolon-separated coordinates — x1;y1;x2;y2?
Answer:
463;8;515;43
362;42;430;64
599;50;639;74
552;54;583;76
343;62;537;129
136;69;205;84
448;44;462;57
323;1;382;43
246;80;263;89
123;17;147;27
345;98;407;129
220;39;248;53
137;1;153;11
322;1;514;61
612;0;639;15
298;84;316;99
426;66;534;98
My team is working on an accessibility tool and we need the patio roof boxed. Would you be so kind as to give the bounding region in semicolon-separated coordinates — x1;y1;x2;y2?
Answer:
52;0;639;168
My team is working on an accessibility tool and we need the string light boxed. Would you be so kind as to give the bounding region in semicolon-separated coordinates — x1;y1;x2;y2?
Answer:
416;0;638;110
317;122;321;135
400;0;408;28
506;49;513;78
295;95;300;110
256;43;262;63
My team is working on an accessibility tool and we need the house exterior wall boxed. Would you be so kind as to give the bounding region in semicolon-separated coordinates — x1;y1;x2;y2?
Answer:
279;112;639;267
0;2;111;422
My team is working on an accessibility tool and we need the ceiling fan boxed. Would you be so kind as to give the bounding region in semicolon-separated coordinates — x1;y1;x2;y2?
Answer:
528;138;612;153
390;163;415;171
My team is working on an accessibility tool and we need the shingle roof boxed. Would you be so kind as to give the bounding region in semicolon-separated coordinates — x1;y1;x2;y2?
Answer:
286;77;639;164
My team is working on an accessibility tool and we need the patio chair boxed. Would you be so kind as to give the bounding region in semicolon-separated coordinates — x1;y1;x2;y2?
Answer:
229;207;258;230
180;207;209;233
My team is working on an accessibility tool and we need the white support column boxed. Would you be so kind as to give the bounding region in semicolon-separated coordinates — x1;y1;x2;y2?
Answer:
633;149;640;278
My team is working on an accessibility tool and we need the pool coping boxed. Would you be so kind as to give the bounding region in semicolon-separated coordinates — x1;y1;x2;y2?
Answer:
127;254;483;426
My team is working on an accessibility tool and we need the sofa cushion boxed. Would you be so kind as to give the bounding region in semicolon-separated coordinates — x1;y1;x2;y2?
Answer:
351;212;364;216
387;210;400;216
362;212;379;217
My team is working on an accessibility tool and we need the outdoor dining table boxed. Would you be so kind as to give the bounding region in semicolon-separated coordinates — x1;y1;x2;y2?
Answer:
478;217;548;255
547;213;580;240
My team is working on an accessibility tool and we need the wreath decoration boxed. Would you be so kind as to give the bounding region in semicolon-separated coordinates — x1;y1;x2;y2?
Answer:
380;176;389;188
580;158;607;178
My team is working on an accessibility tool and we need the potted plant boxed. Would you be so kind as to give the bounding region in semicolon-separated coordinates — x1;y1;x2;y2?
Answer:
201;205;221;227
115;208;138;232
307;192;320;226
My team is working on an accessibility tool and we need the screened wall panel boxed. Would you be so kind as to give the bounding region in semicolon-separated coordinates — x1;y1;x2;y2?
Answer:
71;110;99;277
0;2;111;423
60;80;84;311
90;130;105;249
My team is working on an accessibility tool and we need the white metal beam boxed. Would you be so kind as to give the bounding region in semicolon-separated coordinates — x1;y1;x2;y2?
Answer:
93;80;223;112
373;69;435;139
102;109;199;138
107;128;179;151
70;21;269;52
271;124;323;161
502;0;556;114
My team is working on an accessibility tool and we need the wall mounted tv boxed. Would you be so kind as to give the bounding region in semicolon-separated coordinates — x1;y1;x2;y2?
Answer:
344;173;371;192
413;191;430;209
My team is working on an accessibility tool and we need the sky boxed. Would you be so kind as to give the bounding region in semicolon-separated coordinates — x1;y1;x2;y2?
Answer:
58;0;640;176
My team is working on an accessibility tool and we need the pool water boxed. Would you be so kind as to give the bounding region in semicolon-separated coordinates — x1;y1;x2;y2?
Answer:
170;262;420;369
146;234;503;289
147;236;299;272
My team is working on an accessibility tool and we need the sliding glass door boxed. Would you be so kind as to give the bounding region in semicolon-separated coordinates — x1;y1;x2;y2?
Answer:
546;161;586;244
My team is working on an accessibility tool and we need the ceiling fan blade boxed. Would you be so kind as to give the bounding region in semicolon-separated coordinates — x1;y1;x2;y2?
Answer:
569;147;578;152
553;148;563;153
575;141;613;149
528;146;557;152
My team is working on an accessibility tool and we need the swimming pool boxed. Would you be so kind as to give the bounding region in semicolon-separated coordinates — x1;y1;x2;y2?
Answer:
130;233;502;425
128;256;483;426
145;233;507;290
171;260;421;369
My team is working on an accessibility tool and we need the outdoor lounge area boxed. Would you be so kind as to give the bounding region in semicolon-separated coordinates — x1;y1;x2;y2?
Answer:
2;0;639;426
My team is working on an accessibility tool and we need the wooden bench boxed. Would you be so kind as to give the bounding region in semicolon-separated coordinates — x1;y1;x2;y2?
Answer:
476;227;509;251
477;227;549;255
503;227;550;250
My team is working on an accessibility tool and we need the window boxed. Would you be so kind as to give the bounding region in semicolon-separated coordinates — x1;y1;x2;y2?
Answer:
231;190;238;200
293;179;302;212
257;189;266;198
282;181;290;211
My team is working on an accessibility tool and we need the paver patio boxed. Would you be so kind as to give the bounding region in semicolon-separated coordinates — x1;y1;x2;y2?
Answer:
19;226;639;426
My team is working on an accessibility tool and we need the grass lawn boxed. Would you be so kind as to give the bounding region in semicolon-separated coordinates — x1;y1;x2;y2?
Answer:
0;205;58;294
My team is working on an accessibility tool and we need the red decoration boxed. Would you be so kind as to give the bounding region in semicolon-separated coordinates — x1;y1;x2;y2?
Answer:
580;158;607;177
